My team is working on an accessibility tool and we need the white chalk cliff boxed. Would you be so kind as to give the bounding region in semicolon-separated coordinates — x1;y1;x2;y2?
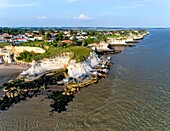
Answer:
19;51;101;80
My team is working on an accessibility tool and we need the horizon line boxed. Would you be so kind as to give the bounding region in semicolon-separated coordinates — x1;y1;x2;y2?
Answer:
0;26;169;29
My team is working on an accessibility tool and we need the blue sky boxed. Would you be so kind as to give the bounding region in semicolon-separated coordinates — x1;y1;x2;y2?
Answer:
0;0;169;27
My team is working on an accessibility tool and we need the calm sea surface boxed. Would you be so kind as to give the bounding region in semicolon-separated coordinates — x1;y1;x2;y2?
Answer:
0;29;170;131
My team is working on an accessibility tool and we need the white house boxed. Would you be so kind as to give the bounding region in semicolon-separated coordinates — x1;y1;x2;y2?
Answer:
34;36;43;41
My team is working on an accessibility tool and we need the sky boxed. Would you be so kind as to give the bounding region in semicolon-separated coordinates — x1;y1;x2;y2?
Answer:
0;0;170;27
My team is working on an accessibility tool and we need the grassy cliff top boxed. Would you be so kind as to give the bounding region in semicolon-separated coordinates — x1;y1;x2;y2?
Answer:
33;46;91;62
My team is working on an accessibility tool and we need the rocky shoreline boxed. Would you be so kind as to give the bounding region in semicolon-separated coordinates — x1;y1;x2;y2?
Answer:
0;51;112;112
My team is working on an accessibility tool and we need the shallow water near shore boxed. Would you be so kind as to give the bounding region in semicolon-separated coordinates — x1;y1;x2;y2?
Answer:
0;65;28;97
0;29;170;131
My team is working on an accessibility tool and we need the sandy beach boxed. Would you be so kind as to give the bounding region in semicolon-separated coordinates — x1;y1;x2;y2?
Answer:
0;64;29;97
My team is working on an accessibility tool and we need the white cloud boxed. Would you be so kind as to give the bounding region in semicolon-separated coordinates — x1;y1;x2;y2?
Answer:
0;1;38;9
37;16;47;20
74;14;94;20
67;0;78;3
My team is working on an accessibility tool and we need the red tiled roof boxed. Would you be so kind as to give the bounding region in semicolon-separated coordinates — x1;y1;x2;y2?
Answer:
34;35;38;37
17;38;26;40
62;40;72;43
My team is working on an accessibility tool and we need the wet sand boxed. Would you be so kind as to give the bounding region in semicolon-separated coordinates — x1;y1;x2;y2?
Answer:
0;64;29;97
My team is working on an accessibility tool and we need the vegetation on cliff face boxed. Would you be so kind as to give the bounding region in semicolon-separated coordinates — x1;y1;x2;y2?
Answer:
16;50;39;62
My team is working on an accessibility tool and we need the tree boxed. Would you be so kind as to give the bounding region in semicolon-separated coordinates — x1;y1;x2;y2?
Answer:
39;29;45;36
55;33;63;41
43;33;51;40
70;30;74;35
72;36;77;44
82;41;87;46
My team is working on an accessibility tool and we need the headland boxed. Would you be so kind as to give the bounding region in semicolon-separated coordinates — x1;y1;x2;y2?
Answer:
0;28;149;112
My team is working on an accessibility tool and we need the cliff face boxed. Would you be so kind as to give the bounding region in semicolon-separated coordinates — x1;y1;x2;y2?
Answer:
40;55;70;70
67;52;100;78
87;52;101;68
19;55;71;80
107;38;127;45
67;61;92;78
19;51;101;80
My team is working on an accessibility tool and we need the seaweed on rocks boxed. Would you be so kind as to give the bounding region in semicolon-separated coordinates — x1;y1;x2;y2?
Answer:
48;91;74;113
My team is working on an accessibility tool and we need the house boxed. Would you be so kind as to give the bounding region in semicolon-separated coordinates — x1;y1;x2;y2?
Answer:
76;36;88;40
44;38;54;42
81;32;87;35
28;38;35;41
25;33;33;37
1;33;13;38
60;40;73;45
62;40;72;43
49;32;57;38
0;38;6;42
63;31;70;35
114;32;120;36
34;35;43;41
16;38;27;42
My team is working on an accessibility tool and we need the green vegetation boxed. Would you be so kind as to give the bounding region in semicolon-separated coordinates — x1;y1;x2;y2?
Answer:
68;46;91;62
16;46;91;62
34;46;91;62
138;30;147;34
43;33;52;40
16;51;39;62
0;28;29;35
0;43;10;48
19;41;50;48
85;37;99;44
